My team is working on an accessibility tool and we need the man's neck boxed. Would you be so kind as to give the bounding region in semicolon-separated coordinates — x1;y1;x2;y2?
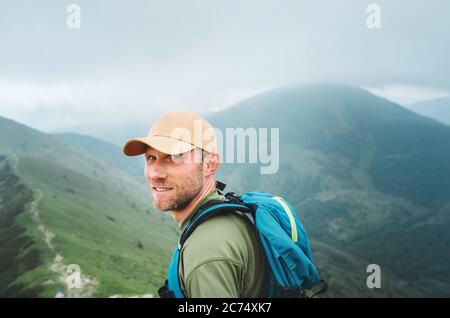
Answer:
171;177;216;225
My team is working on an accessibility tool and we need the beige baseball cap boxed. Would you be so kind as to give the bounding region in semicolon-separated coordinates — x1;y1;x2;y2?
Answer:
123;111;217;156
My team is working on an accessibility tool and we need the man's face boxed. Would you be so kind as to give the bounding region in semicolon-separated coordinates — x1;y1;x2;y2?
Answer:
145;147;204;212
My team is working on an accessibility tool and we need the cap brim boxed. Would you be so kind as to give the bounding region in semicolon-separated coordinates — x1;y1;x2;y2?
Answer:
123;136;196;156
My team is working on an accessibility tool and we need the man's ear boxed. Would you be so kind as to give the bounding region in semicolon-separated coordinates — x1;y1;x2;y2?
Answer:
204;152;220;177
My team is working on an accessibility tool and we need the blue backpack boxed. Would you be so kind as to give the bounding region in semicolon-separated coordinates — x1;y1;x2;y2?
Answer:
158;181;327;298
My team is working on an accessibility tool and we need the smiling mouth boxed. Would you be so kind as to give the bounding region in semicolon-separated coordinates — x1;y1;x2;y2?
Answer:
152;186;174;192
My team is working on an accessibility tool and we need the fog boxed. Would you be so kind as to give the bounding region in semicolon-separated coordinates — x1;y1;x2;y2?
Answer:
1;0;449;131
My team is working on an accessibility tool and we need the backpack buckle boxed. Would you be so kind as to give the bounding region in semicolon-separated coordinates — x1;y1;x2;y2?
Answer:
216;180;227;191
225;192;242;203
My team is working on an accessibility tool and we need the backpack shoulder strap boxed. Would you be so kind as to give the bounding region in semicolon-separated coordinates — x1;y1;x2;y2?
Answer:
179;198;252;247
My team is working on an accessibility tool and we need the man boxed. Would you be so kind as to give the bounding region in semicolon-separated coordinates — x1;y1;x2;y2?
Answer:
123;110;269;298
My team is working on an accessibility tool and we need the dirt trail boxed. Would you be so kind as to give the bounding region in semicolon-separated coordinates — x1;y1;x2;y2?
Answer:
29;189;98;297
30;189;154;298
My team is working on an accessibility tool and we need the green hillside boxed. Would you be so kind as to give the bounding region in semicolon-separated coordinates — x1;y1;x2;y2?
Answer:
0;155;40;297
0;116;178;297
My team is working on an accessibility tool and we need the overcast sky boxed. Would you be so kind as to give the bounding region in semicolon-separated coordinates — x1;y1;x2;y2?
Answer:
1;0;449;132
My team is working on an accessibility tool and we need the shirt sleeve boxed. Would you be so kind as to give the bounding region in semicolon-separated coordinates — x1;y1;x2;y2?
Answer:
184;258;244;298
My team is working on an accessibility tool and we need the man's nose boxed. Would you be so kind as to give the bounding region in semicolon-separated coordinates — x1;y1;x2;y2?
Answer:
146;162;168;181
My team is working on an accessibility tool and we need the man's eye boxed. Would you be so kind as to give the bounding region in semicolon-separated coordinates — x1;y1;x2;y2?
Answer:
171;154;183;162
147;155;156;162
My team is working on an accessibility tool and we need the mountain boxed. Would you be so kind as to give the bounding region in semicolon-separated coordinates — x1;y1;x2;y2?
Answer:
50;122;155;146
208;83;450;297
409;96;450;126
0;116;178;297
53;133;145;182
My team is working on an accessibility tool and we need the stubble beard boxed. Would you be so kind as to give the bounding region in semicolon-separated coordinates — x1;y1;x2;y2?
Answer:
152;165;204;212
